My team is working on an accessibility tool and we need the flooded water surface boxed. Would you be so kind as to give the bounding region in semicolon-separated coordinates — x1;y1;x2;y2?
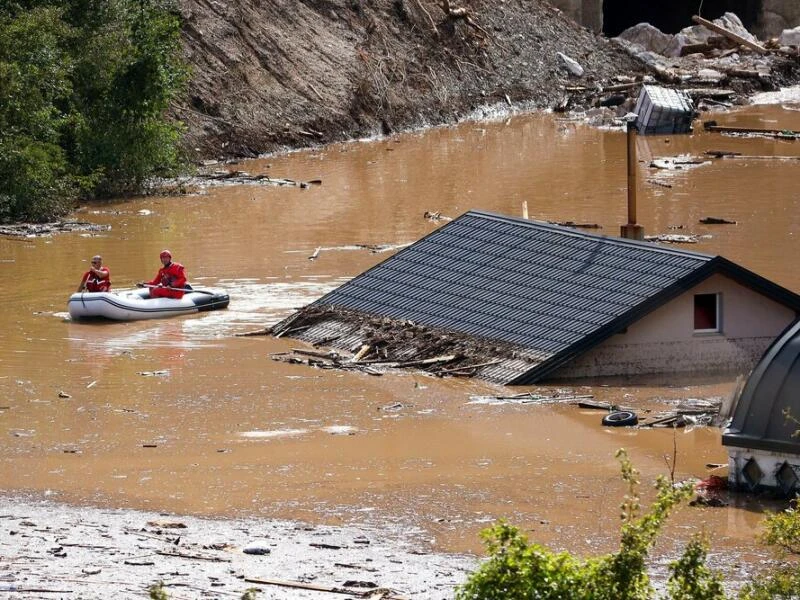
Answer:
3;99;800;577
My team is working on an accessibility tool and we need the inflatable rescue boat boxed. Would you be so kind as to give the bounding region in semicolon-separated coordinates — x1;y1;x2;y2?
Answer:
68;287;229;321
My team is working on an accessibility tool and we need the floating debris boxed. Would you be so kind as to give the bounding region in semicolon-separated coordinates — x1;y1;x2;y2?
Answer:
0;221;110;238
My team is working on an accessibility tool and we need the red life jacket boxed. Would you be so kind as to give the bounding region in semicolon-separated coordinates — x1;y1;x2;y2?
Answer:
82;267;111;292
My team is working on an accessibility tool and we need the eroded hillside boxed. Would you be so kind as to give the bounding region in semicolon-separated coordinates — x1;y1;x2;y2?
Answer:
175;0;646;159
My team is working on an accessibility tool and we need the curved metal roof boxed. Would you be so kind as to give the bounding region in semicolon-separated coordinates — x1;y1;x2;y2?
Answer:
723;318;800;454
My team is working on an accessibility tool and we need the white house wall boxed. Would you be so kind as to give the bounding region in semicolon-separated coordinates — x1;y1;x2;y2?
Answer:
550;273;797;379
727;447;800;494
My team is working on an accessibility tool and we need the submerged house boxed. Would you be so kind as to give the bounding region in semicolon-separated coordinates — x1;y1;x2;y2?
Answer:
722;319;800;496
276;210;800;384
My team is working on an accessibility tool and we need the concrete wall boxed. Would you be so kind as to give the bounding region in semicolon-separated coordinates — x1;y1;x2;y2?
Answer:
757;0;800;38
550;0;603;32
550;0;800;38
549;273;797;380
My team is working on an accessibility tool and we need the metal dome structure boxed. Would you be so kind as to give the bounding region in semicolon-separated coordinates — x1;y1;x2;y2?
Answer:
723;318;800;495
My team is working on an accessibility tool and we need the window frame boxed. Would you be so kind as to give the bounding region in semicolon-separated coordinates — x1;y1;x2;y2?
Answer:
693;292;721;333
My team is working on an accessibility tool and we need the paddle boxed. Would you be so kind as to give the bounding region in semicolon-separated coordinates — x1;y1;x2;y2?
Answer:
138;283;217;296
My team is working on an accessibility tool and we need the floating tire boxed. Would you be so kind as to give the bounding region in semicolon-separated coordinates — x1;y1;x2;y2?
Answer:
602;410;638;427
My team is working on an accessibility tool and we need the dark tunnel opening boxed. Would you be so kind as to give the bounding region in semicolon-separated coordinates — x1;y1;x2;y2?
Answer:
603;0;762;37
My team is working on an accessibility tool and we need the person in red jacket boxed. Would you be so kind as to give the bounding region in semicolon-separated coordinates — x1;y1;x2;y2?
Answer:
76;255;111;292
137;250;187;299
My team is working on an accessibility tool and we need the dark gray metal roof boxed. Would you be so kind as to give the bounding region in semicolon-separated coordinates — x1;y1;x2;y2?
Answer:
723;318;800;454
308;210;800;384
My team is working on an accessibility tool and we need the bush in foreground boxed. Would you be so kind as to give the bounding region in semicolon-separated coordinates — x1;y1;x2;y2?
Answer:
457;449;800;600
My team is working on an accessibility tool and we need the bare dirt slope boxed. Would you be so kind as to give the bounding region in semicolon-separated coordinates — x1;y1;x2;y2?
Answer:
176;0;647;159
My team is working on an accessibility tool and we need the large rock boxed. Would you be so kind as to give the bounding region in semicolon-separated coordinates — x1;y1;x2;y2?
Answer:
616;23;675;55
778;26;800;46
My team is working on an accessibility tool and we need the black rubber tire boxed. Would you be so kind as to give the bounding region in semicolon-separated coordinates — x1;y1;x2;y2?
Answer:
602;410;638;427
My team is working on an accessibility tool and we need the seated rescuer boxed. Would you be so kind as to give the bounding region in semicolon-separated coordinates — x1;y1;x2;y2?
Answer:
137;250;187;299
76;255;111;293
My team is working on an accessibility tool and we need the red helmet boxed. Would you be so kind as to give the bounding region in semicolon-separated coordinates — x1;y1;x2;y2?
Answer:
160;250;172;259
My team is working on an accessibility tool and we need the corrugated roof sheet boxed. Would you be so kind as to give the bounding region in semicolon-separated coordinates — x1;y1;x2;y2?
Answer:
723;318;800;454
291;210;800;383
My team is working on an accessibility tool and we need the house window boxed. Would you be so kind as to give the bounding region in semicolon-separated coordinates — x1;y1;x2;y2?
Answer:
694;293;719;332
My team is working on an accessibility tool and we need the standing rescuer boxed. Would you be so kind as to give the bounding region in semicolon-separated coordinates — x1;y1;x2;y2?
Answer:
137;250;187;298
76;255;111;292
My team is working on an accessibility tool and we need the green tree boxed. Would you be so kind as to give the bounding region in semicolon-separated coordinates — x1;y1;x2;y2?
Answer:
0;0;187;222
0;6;81;221
69;0;188;196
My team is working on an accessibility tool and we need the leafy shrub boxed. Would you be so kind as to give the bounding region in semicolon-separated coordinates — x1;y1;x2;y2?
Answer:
760;499;800;555
666;533;724;600
456;449;696;600
740;495;800;599
457;451;800;600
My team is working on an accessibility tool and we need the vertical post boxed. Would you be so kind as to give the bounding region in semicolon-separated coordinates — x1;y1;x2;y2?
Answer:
620;120;644;240
627;120;637;225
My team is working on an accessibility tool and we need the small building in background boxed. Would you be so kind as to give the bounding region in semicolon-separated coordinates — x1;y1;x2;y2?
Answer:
722;319;800;496
276;210;800;385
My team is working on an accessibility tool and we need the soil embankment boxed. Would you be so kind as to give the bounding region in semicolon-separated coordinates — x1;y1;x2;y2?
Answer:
175;1;800;162
176;0;647;159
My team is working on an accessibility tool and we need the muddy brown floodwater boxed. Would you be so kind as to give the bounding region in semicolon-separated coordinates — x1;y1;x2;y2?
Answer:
3;94;800;591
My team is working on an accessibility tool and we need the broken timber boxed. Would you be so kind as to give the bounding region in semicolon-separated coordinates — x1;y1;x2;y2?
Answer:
244;577;410;599
691;15;767;55
268;305;535;383
704;123;797;138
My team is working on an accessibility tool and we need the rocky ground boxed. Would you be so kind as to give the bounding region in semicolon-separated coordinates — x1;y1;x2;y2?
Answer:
0;495;476;599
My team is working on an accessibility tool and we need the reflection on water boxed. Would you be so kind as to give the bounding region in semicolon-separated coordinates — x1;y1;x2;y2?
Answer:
1;99;800;577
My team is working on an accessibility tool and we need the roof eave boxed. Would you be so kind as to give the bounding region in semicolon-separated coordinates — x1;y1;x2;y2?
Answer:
722;432;800;455
509;257;800;385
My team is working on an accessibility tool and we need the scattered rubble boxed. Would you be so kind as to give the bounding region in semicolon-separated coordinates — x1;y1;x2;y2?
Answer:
550;220;602;229
699;216;737;225
703;120;799;138
255;305;537;384
563;12;800;125
153;170;323;195
644;233;712;244
467;391;595;405
573;396;724;430
423;211;453;223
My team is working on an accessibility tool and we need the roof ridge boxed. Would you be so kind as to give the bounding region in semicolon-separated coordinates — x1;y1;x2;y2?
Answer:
466;209;716;262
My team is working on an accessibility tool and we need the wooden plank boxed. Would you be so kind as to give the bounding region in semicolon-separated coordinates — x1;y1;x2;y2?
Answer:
691;16;766;54
244;577;410;599
434;359;503;374
704;124;797;136
350;344;371;363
